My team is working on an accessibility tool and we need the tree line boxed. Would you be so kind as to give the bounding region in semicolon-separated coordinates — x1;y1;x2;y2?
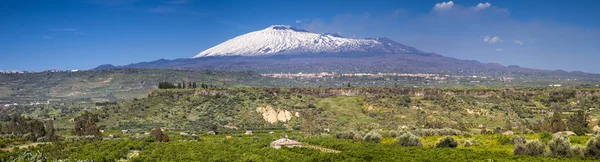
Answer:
158;81;216;89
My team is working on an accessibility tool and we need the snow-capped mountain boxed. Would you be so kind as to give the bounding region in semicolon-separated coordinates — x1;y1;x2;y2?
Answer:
193;25;423;58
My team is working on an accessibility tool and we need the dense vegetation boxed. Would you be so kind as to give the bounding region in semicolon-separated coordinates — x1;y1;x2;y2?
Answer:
2;87;600;161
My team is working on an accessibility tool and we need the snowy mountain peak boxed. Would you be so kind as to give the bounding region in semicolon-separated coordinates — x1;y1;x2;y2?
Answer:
193;25;424;58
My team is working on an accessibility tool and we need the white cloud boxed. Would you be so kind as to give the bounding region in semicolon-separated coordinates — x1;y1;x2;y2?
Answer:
295;20;302;23
514;40;524;45
474;2;491;10
496;48;503;51
483;35;501;44
433;1;454;11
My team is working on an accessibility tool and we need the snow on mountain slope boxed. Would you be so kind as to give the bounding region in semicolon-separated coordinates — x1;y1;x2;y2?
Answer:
193;25;423;58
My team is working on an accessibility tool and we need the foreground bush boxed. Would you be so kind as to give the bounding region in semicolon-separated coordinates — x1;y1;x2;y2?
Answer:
435;136;458;148
511;135;526;145
363;131;382;143
585;134;600;159
571;145;585;157
524;140;546;156
397;132;422;147
547;133;571;157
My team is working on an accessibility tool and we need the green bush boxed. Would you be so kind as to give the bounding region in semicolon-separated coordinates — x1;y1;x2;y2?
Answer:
511;135;526;145
524;140;546;156
585;134;600;159
435;136;458;148
397;132;422;147
547;133;571;157
497;135;512;145
363;131;382;143
540;132;552;143
336;131;355;139
570;145;585;157
514;144;527;155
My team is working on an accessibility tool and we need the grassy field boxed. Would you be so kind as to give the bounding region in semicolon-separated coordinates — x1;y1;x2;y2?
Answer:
1;131;598;161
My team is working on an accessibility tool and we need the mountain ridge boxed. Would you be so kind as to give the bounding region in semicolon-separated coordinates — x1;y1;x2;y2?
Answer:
193;25;425;58
92;25;600;79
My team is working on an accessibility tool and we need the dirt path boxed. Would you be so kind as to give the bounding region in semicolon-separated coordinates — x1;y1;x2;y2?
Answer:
304;145;341;153
0;142;50;152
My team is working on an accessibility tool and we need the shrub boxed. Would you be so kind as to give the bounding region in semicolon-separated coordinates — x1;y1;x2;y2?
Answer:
252;136;260;141
411;128;466;137
540;132;552;143
514;144;527;155
353;132;363;141
511;135;526;145
363;131;382;143
389;130;405;138
397;132;422;147
524;140;546;156
522;129;534;134
547;133;571;157
464;139;477;147
497;135;512;145
585;134;600;159
336;131;355;139
435;136;458;148
571;145;585;157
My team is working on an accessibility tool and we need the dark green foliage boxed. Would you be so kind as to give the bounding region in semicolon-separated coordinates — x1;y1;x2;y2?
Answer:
550;111;567;132
435;136;458;148
497;135;512;145
73;112;101;137
0;115;47;141
567;110;589;136
540;132;553;143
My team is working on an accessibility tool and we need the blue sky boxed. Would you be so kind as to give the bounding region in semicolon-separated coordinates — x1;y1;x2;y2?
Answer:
1;0;599;72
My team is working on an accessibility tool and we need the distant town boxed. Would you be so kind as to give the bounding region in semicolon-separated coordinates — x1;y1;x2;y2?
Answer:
261;72;514;82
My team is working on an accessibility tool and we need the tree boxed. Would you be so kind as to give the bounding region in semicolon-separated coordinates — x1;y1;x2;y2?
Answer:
74;112;101;136
177;83;182;89
346;82;351;87
567;110;589;136
300;109;319;135
505;119;513;131
182;82;186;89
45;120;57;141
550;111;567;132
192;82;197;89
150;127;169;142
